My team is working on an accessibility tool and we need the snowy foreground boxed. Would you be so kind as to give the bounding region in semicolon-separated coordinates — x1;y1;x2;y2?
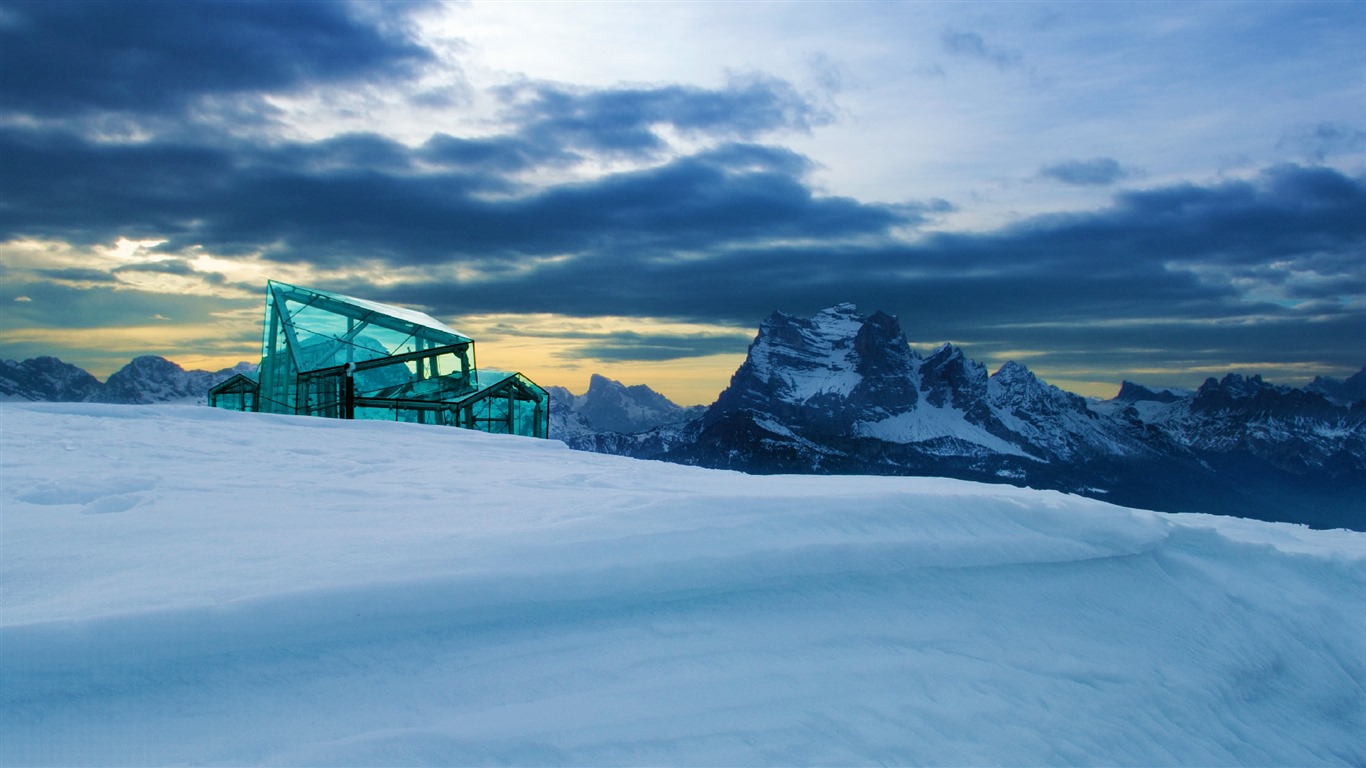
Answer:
2;403;1364;766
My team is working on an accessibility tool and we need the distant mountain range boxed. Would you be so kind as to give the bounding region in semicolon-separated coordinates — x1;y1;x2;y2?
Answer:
554;304;1365;530
6;314;1363;530
548;374;705;444
0;356;255;405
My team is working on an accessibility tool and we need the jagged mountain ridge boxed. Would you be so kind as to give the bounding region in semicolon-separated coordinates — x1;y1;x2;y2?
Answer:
582;305;1365;530
0;355;255;404
1308;367;1366;406
548;373;704;449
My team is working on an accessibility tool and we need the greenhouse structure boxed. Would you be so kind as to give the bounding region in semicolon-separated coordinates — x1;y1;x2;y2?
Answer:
208;280;549;438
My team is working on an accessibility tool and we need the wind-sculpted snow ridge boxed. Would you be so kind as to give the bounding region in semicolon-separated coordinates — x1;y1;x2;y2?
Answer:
3;402;1364;766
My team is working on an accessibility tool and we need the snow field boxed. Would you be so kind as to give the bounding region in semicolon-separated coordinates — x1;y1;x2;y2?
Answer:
1;403;1363;765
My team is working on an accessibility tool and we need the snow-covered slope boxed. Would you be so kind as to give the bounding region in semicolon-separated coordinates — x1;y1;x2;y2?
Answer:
2;402;1363;766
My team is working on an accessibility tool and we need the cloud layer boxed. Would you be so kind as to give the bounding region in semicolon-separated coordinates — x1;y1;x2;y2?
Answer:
1;0;1362;393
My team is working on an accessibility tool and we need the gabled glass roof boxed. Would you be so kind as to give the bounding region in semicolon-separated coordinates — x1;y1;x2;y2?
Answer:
266;280;473;373
269;280;471;345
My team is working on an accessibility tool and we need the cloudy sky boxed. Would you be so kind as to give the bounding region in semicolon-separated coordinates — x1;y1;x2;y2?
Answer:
1;0;1363;403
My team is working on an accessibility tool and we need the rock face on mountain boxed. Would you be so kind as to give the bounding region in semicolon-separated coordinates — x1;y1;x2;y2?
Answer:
587;305;1365;530
0;356;255;405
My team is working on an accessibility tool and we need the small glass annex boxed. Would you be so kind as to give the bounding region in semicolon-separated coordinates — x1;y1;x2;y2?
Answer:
208;281;549;438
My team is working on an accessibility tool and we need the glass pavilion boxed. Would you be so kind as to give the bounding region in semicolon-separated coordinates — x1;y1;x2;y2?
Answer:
209;281;549;438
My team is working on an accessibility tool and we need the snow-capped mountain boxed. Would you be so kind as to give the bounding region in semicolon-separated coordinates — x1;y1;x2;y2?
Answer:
668;305;1157;472
587;305;1365;530
0;355;254;405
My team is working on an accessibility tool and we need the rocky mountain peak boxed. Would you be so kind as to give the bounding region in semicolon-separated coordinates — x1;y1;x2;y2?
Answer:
1307;365;1366;405
919;343;987;410
1113;381;1187;404
987;361;1044;403
1188;370;1357;425
99;356;197;404
714;305;869;417
988;361;1091;420
1192;373;1285;412
852;311;916;369
1206;373;1273;399
990;360;1033;384
551;374;703;439
0;356;103;402
576;374;697;434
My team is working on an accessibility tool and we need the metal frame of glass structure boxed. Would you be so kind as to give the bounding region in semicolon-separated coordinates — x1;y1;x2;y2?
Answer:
208;281;549;438
207;372;259;412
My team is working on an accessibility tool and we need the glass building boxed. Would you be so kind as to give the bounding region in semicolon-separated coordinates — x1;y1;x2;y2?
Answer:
208;281;549;438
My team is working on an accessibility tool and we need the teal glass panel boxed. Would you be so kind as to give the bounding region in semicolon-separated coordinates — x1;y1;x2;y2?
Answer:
258;287;298;414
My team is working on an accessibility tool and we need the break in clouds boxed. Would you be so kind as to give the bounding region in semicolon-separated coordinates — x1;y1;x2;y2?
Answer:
1;0;1363;376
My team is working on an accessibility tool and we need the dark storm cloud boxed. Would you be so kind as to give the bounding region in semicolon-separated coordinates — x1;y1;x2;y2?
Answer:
0;127;913;263
113;259;208;278
0;0;433;119
31;267;119;284
1039;158;1129;186
1104;164;1365;272
498;76;827;159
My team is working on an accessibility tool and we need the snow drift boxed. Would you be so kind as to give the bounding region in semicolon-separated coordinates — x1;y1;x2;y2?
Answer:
1;403;1363;765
